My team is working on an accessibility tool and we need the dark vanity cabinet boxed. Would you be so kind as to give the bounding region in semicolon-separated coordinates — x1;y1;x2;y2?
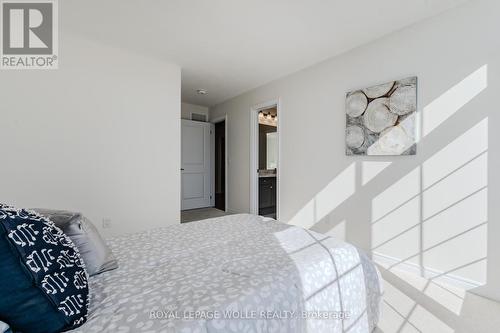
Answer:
259;176;276;217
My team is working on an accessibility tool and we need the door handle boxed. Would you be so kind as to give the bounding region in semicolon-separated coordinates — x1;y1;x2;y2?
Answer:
180;168;185;171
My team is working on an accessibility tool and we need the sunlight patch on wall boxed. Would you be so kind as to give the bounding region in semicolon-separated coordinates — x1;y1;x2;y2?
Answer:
422;119;488;189
372;196;420;249
362;161;392;186
447;259;487;290
423;153;487;220
371;166;420;222
373;227;421;269
372;116;489;310
423;225;487;285
421;119;488;287
358;65;487;190
315;163;356;222
288;198;316;229
423;65;487;136
423;188;487;252
291;66;488;232
289;163;356;230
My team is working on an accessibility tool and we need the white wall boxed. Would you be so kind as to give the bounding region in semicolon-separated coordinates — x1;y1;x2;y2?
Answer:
181;102;209;120
210;0;500;302
0;32;181;236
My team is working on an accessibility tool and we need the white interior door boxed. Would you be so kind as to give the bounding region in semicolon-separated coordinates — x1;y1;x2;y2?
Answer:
181;120;213;210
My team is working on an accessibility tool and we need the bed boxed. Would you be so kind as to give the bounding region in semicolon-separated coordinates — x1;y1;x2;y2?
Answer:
72;214;382;333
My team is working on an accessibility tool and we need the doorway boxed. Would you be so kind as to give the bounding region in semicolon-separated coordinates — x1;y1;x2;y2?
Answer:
214;120;226;211
250;100;280;219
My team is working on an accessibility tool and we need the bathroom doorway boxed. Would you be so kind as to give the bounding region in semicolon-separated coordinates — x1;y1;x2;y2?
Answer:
250;100;280;219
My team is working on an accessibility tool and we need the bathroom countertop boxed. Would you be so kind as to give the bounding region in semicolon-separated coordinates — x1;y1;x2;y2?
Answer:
259;174;276;178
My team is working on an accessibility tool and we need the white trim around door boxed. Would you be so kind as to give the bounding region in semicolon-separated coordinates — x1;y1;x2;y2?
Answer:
250;98;281;219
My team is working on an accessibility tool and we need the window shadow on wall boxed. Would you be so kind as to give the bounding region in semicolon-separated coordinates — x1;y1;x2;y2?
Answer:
287;65;497;332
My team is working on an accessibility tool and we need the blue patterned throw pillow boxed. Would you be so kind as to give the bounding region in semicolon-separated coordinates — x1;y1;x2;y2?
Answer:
0;204;89;333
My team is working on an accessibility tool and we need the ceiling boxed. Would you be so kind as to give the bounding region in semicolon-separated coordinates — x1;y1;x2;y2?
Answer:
63;0;468;107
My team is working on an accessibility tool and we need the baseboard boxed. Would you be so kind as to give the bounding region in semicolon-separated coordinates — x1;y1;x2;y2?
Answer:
373;252;481;290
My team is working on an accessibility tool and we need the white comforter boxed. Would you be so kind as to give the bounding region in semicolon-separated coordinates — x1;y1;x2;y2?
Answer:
73;214;382;333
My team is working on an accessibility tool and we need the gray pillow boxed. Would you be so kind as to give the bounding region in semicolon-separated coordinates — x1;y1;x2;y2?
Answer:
32;209;118;276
